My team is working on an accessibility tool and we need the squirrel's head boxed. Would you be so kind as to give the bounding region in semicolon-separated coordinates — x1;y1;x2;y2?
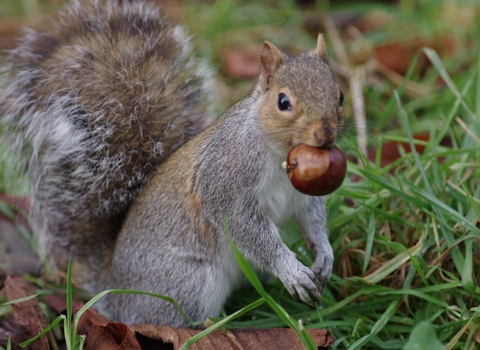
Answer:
257;34;344;153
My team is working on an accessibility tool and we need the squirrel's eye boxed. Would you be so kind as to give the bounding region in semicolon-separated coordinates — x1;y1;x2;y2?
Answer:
339;91;344;106
278;93;291;111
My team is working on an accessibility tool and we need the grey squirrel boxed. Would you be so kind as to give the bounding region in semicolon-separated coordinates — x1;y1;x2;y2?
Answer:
0;0;344;326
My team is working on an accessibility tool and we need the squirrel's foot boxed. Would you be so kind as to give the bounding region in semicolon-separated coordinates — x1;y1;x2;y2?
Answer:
276;253;322;305
308;240;334;294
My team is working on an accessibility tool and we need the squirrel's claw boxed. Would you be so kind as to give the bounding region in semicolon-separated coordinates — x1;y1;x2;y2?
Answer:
308;239;334;293
279;258;322;304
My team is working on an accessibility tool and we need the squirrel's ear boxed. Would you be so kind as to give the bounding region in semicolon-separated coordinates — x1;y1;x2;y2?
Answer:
259;41;285;91
316;34;329;60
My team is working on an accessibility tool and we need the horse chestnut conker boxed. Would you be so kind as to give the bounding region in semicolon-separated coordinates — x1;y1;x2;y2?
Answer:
285;144;347;196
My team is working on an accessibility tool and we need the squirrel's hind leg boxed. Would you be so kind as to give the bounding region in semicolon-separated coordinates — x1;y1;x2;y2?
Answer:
99;251;238;327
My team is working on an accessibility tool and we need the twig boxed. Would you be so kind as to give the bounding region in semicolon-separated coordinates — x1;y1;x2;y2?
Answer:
322;16;368;158
321;15;350;66
456;116;480;144
349;68;368;156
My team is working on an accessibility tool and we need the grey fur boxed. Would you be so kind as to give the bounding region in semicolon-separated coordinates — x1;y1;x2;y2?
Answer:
0;0;343;327
102;47;343;325
0;0;217;284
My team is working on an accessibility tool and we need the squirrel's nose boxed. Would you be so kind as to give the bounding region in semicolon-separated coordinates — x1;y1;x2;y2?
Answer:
314;124;337;148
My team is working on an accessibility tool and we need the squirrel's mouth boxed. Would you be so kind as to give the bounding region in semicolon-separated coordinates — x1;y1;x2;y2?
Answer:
293;123;338;150
292;138;337;151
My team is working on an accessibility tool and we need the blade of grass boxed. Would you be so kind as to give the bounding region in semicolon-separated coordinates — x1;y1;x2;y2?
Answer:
19;316;65;347
461;322;477;350
362;212;375;274
1;293;40;306
423;48;475;120
388;240;429;286
359;170;427;209
348;299;401;350
375;289;449;308
73;288;196;338
461;237;474;296
78;335;86;350
409;186;480;236
223;218;317;350
463;183;480;219
328;188;392;229
0;203;16;224
180;298;265;350
395;90;466;273
66;259;73;349
362;239;422;285
359;200;422;229
318;289;364;318
446;311;479;349
436;69;476;144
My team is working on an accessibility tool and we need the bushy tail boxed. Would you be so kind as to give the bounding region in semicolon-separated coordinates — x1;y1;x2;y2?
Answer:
0;0;217;289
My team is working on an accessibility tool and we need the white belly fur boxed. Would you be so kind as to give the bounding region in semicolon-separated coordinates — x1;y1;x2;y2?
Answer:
256;152;311;226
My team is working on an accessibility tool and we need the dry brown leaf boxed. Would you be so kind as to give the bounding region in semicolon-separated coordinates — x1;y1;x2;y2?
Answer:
0;317;31;350
131;324;335;350
221;47;260;79
84;323;142;350
43;294;84;316
367;132;452;168
77;308;142;350
2;275;49;350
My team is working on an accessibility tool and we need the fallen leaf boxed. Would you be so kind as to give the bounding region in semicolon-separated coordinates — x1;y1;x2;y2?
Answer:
85;322;141;350
367;133;451;168
221;47;260;79
2;275;49;350
354;10;457;77
354;10;394;33
43;294;82;315
131;324;335;350
77;308;142;350
0;317;30;350
375;43;413;76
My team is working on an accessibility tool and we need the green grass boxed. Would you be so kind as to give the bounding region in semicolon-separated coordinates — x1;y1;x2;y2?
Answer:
182;1;480;349
1;0;480;349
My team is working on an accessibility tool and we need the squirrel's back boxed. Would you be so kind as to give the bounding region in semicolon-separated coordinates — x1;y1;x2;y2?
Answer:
0;0;217;284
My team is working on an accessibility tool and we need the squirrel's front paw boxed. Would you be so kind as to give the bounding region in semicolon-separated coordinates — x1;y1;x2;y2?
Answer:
309;244;334;293
277;257;321;305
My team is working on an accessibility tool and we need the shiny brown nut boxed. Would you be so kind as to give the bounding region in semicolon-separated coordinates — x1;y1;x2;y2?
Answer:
286;144;347;196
